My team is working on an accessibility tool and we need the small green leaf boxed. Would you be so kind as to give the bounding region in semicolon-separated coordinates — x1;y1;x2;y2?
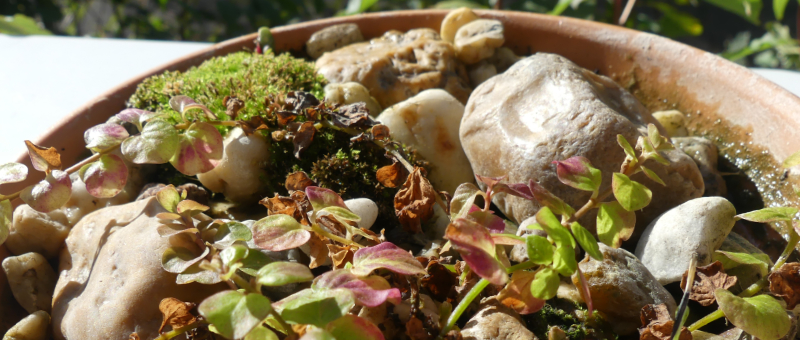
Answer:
715;289;791;340
617;134;637;159
321;206;361;223
214;221;253;247
162;246;209;274
301;328;336;340
713;250;771;277
526;235;555;265
121;119;180;164
736;207;797;222
274;288;355;327
552;243;577;276
647;123;674;151
450;183;485;219
239;250;273;276
245;325;279;340
596;201;636;248
252;214;311;251
612;172;652;211
553;156;602;192
257;262;314;286
176;262;221;284
326;314;385;340
0;199;11;246
535;207;575;248
640;166;666;186
220;244;249;267
176;200;210;216
571;222;602;261
529;267;560;300
156;185;181;213
198;290;272;339
783;150;800;168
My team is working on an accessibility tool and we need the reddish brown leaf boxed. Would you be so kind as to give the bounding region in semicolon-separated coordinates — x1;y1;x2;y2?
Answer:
421;260;457;302
25;140;62;172
377;162;408;188
259;194;304;223
680;261;737;306
327;244;355;269
307;232;330;269
284;91;320;112
318;214;348;237
639;304;691;340
285;171;316;192
293;121;316;159
236;116;269;136
330;102;376;128
372;124;390;140
223;96;245;120
406;315;435;340
271;129;287;141
276;111;299;126
769;262;800;309
158;297;197;333
394;167;436;234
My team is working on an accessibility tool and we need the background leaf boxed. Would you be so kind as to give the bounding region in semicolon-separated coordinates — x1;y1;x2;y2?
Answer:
257;262;314;286
612;173;652;211
0;200;11;246
351;242;426;277
326;314;385;340
79;154;128;198
83;123;129;151
736;207;797;222
274;288;355;327
596;201;636;248
0;163;28;185
715;289;791;340
252;214;311;251
20;170;71;213
198;291;272;339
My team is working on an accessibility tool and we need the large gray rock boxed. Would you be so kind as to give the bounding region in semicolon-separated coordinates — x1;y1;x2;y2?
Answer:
460;53;704;234
52;198;224;340
635;197;737;284
673;137;727;197
573;244;676;335
2;252;57;313
461;297;537;340
316;28;472;108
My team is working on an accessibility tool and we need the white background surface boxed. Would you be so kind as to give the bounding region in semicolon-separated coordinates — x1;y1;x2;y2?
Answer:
1;35;799;164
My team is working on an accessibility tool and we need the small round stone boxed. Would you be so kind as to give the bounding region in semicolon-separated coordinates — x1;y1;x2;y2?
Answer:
345;198;379;230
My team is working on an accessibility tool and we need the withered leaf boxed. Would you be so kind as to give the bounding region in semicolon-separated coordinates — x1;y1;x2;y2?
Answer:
377;161;409;188
223;96;245;120
330;102;377;129
680;261;737;306
443;330;463;340
639;304;691;340
769;262;800;309
236;116;269;136
406;315;435;340
158;297;197;333
372;124;390;140
285;91;320;112
259;194;304;223
293;121;316;159
421;260;457;301
285;171;316;192
276;111;299;126
327;244;355;269
25;140;62;172
307;232;330;269
394;167;436;234
290;190;313;225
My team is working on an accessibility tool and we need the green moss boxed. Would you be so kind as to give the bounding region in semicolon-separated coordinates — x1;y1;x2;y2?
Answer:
525;301;614;340
128;50;326;132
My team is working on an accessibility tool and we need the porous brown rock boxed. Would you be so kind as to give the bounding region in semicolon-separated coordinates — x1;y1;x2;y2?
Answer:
316;28;472;108
460;297;538;340
572;244;676;335
51;198;224;340
459;53;704;235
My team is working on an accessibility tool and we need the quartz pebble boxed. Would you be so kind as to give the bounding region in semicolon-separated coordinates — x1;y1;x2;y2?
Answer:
306;23;364;59
573;244;676;335
324;82;382;116
454;19;505;64
440;7;479;43
6;206;70;260
652;110;688;137
197;127;270;203
344;198;378;230
461;297;538;340
3;310;50;340
460;53;704;231
635;197;737;284
673;136;727;197
2;252;57;313
377;89;474;194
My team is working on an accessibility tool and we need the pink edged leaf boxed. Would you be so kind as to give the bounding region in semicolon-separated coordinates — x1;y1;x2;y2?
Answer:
116;108;162;130
156;224;198;237
475;174;506;193
326;314;385;340
305;186;348;211
25;140;61;173
450;183;486;219
0;163;28;185
170;122;223;176
314;269;401;307
273;288;355;327
256;262;314;286
0;199;12;246
121;119;180;164
156;185;181;213
21;170;71;213
300;328;335;340
445;218;508;286
252;214;311;251
492;233;525;245
351;242;426;277
494;182;534;200
498;271;546;315
169;95;218;120
528;180;575;217
78;154;128;198
553;156;602;192
466;210;506;233
83;123;129;151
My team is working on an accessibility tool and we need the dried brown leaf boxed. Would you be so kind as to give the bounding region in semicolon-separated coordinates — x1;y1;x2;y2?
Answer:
406;315;435;340
223;96;245;120
639;304;691;340
394;167;436;234
421;260;457;301
327;244;355;269
25;140;61;172
260;195;304;223
318;214;348;237
680;261;737;306
377;162;408;188
330;102;376;128
293;121;316;159
237;116;269;136
307;232;330;269
640;304;672;326
285;91;320;112
158;297;197;333
372;124;390;140
769;262;800;309
285;171;316;192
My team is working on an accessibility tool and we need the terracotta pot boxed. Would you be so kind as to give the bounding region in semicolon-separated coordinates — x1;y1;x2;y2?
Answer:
2;9;799;330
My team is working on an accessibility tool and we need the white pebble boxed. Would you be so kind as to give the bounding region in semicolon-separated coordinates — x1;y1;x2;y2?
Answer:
440;7;479;43
345;198;378;230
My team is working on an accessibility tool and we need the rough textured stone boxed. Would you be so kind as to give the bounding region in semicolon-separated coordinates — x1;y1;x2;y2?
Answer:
460;53;704;234
197;127;270;203
454;19;505;64
3;310;50;340
7;205;70;259
344;198;378;230
572;244;677;335
51;198;224;340
461;297;538;340
673;136;727;197
635;197;737;284
377;89;474;194
323;82;382;116
306;23;364;59
2;252;56;313
316;28;472;108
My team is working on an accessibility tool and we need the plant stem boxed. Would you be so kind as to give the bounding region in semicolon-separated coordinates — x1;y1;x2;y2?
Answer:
153;320;202;340
564;154;645;225
507;261;535;273
309;223;363;248
174;120;238;130
673;256;697;339
688;309;724;332
438;278;490;339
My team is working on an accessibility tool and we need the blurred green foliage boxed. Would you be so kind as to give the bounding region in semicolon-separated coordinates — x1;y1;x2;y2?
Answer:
1;0;799;68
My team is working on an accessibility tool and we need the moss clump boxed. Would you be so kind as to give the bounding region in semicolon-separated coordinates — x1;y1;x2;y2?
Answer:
525;302;614;340
128;50;326;131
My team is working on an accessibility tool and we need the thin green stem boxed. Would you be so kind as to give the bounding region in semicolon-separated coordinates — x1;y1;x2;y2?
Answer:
269;309;295;337
688;309;724;332
174;120;238;130
565;154;646;225
153;320;202;340
507;261;535;273
438;278;490;339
